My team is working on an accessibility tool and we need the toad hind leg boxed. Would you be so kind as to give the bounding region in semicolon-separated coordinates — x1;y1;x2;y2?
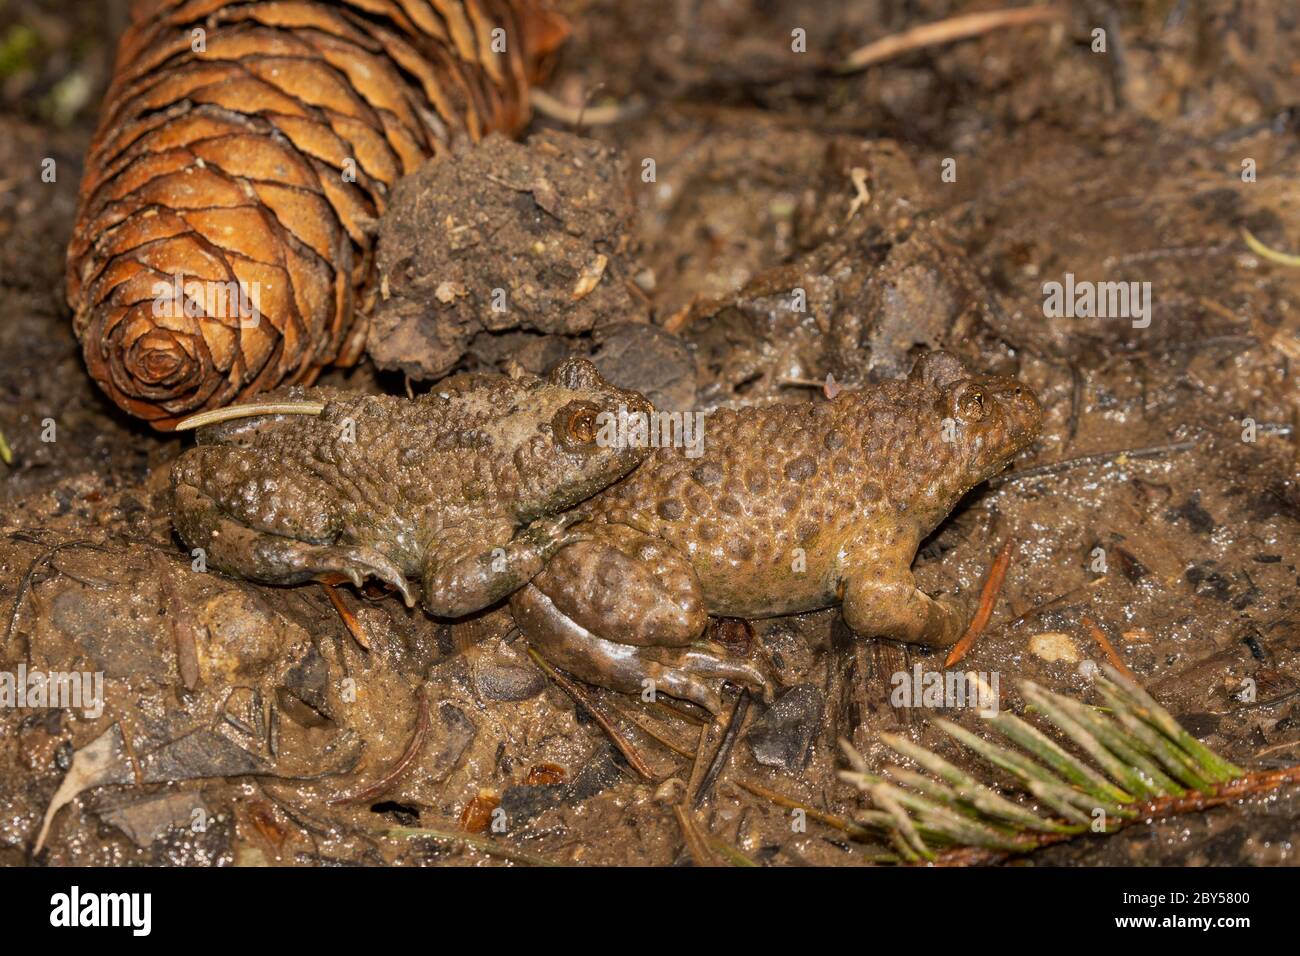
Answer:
172;481;414;605
510;526;773;713
512;585;772;714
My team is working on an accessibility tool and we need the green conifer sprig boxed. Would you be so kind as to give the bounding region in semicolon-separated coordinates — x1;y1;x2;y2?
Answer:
837;664;1271;863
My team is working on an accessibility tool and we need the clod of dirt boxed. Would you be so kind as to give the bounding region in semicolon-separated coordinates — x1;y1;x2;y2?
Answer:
498;743;623;824
589;322;697;412
426;702;479;774
369;131;646;380
682;138;987;405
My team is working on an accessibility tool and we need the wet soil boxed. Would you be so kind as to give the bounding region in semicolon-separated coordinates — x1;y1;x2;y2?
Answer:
0;0;1298;866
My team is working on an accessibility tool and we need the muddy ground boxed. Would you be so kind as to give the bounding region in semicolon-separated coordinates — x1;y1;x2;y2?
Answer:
0;0;1298;866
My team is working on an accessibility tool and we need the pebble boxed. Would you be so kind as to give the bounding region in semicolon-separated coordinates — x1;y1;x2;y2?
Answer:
1029;632;1081;663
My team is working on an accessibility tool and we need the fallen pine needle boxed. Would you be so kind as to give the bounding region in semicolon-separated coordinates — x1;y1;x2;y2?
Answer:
693;689;750;808
319;581;370;650
709;837;759;867
995;440;1197;483
945;538;1015;667
1242;226;1300;267
526;645;656;781
673;804;723;866
1081;615;1136;680
838;5;1066;73
733;777;874;841
529;88;646;127
606;701;696;757
173;401;325;431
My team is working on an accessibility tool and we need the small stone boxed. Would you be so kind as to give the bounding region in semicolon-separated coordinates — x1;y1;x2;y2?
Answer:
654;778;685;804
434;281;466;304
471;660;546;701
1029;632;1081;663
571;254;608;301
428;702;477;780
746;685;824;771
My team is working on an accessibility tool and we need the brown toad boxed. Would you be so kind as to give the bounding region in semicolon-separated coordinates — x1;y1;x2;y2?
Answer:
171;359;652;617
510;352;1042;712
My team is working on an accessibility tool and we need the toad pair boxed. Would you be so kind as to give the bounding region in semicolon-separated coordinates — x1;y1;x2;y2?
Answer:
171;352;1041;712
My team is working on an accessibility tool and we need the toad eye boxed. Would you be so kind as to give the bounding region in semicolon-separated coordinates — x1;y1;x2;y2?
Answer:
554;401;601;449
568;408;598;442
955;386;986;422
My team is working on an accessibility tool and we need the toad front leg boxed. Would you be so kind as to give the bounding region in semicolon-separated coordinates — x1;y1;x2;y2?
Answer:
171;446;415;604
510;524;773;714
420;513;586;618
840;556;969;647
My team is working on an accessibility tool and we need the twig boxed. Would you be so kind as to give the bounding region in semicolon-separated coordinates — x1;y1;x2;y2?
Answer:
837;5;1067;73
330;687;431;805
779;377;826;390
1081;615;1135;680
935;764;1300;865
693;689;750;808
994;440;1197;484
945;538;1015;667
526;646;656;781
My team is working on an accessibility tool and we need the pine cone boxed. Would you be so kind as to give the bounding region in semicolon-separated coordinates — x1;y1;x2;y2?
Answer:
67;0;568;429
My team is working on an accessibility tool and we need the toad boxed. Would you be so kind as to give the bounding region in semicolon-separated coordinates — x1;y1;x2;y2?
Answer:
510;352;1042;712
171;358;652;618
